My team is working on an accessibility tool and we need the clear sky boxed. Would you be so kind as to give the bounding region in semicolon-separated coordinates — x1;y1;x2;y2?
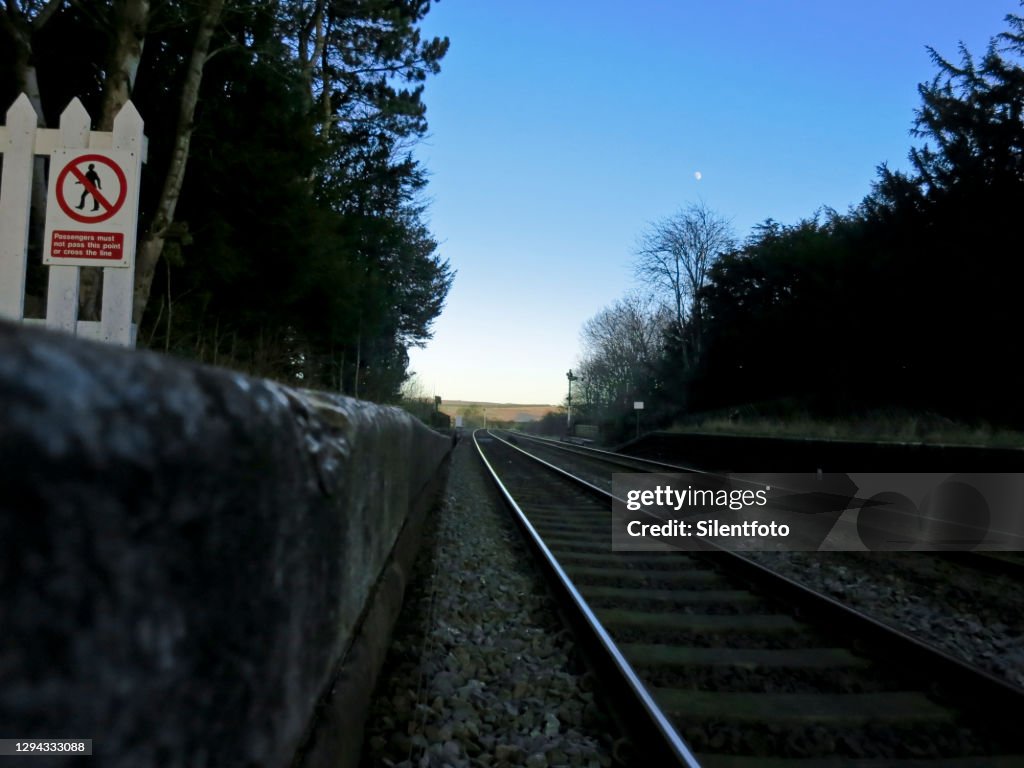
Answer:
407;1;1020;406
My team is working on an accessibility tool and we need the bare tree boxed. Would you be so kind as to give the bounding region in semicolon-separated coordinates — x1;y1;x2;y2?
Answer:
576;293;670;418
634;201;735;334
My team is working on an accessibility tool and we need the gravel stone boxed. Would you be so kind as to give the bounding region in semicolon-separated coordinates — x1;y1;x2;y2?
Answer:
514;437;1024;691
360;441;618;767
746;551;1024;687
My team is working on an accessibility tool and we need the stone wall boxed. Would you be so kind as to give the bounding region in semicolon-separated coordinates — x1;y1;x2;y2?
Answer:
0;320;450;766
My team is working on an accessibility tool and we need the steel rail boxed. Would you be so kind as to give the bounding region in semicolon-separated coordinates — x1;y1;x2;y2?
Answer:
484;429;1024;727
496;429;703;474
472;429;703;768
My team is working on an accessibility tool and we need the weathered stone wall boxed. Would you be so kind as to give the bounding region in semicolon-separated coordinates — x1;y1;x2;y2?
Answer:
0;320;450;767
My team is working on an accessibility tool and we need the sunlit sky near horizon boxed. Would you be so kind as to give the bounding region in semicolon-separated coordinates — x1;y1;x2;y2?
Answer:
407;1;1020;406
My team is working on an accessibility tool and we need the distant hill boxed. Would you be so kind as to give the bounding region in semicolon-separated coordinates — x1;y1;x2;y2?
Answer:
440;401;559;423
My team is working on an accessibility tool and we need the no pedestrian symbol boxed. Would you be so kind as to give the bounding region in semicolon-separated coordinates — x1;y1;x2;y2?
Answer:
43;149;139;269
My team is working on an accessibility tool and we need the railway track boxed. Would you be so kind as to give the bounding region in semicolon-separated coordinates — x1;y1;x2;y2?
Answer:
492;430;694;494
503;430;1024;584
475;429;1024;766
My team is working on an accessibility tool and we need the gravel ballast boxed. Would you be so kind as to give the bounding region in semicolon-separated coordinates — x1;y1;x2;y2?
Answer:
359;440;620;768
511;436;1024;691
745;551;1024;688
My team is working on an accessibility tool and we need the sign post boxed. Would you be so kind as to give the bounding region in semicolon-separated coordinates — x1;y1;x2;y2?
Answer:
634;401;644;439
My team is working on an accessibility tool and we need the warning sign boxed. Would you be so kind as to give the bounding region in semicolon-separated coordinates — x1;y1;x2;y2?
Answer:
50;231;124;260
43;149;139;268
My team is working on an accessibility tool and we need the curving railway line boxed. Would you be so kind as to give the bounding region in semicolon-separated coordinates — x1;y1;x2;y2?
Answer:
474;429;1024;766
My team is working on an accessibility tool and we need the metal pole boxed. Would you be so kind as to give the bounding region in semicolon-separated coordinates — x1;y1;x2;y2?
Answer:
566;369;577;432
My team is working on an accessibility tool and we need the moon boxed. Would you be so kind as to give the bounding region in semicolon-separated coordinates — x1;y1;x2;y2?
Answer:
694;171;702;181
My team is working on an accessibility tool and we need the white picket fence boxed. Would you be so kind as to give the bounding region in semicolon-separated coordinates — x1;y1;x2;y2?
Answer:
0;94;145;346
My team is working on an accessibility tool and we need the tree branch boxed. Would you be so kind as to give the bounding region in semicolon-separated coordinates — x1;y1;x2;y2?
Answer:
31;0;63;30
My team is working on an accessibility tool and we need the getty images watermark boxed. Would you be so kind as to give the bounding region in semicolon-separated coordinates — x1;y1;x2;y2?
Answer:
611;473;1024;551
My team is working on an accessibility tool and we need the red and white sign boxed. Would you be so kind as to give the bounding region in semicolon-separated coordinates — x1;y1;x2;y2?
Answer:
43;149;139;268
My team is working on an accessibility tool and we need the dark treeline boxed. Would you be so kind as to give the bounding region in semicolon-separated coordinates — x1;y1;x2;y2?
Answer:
1;0;452;401
576;11;1024;441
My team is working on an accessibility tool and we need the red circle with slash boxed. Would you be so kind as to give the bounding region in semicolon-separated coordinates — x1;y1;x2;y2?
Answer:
55;154;128;224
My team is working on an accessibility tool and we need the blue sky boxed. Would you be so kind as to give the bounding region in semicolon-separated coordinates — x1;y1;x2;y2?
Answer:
407;1;1020;405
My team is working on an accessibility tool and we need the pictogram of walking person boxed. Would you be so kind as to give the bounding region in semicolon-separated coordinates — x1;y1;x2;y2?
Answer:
75;163;102;211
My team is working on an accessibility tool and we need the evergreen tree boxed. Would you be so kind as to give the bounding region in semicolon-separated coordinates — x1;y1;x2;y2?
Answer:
0;0;453;402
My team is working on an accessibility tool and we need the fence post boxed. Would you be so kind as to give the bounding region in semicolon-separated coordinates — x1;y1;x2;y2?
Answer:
1;94;145;346
45;99;90;335
0;95;36;321
103;101;145;346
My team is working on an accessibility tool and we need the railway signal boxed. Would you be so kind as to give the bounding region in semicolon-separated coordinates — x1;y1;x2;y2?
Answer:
566;369;579;431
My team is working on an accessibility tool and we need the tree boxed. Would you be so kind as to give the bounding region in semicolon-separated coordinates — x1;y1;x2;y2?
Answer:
0;0;62;118
634;201;735;367
0;0;225;323
575;293;670;436
287;0;447;139
131;0;224;324
1;0;73;274
458;405;485;428
1;0;452;404
688;11;1024;424
860;10;1024;422
524;409;567;437
695;214;862;412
